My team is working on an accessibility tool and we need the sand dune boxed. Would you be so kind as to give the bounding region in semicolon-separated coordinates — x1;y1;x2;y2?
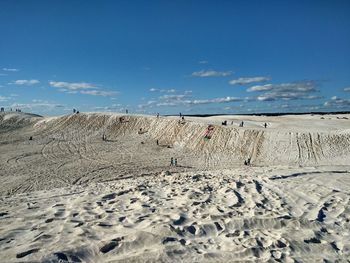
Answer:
0;112;350;262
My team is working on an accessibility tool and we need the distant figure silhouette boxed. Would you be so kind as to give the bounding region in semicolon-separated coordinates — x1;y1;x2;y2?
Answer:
126;109;128;114
264;123;267;128
174;158;178;166
170;157;174;166
156;139;159;145
29;136;33;141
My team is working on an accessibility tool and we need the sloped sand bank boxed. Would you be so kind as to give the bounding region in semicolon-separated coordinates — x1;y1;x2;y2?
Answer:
0;112;349;262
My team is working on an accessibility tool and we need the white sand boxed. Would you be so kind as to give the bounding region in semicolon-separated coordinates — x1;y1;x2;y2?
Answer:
0;112;349;262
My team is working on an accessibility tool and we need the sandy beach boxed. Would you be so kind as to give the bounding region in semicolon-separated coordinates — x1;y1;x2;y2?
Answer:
1;112;350;262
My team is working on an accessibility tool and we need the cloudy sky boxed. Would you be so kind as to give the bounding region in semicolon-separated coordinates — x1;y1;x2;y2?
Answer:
1;0;350;116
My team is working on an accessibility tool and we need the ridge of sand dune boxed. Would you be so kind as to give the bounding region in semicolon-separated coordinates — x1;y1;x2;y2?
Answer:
0;112;350;262
33;112;350;166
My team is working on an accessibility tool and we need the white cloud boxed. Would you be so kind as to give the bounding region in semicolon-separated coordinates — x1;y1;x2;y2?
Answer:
93;104;123;111
139;94;243;109
0;96;10;102
49;81;96;90
344;87;350;92
247;81;319;101
150;93;191;107
149;88;176;93
67;90;78;94
3;68;19;72
189;96;242;105
229;76;270;85
248;82;316;93
80;90;118;97
159;94;187;101
138;100;157;109
11;79;40;85
324;96;350;108
0;94;19;102
10;101;64;110
192;70;232;77
247;84;274;92
139;93;190;109
302;95;321;100
156;102;177;107
50;81;118;97
199;60;208;64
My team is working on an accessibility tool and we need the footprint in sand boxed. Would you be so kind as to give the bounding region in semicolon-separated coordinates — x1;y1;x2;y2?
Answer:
45;218;55;223
16;248;40;258
53;252;82;262
100;237;124;253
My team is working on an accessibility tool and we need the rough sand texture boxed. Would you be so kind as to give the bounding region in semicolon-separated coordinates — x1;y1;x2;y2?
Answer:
0;112;350;262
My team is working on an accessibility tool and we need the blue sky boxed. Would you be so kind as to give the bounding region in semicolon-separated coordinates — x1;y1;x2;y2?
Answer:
1;0;350;116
